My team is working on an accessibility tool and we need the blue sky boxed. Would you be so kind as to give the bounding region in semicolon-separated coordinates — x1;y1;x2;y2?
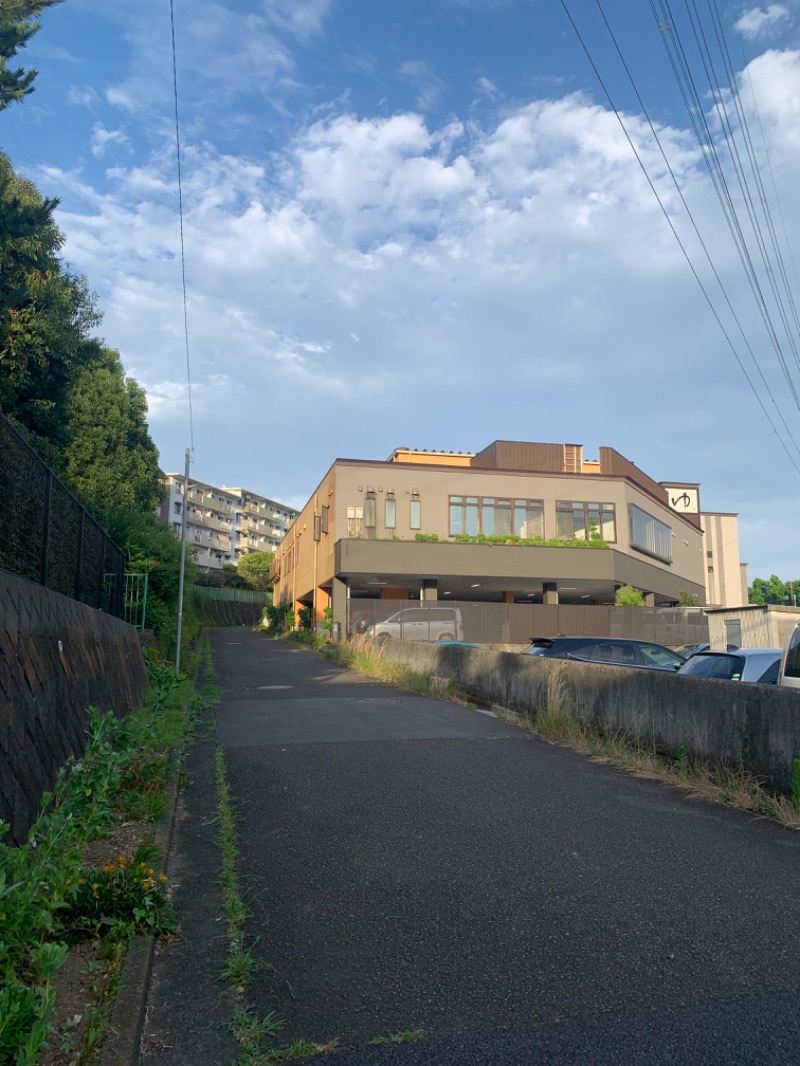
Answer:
3;0;800;581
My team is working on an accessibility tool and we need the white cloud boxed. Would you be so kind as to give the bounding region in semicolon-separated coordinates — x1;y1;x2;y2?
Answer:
263;0;333;39
67;86;100;108
90;124;131;157
398;60;447;112
475;76;500;98
734;4;792;39
735;49;800;151
26;45;800;548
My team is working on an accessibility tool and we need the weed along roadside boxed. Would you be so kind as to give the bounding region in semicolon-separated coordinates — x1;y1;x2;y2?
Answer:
0;636;210;1066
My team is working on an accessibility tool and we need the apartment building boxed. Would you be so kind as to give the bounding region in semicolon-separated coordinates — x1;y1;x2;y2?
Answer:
160;475;297;571
271;440;746;637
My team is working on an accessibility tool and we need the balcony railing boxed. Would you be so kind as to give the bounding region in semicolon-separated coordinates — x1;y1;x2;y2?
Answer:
188;489;234;515
188;512;234;534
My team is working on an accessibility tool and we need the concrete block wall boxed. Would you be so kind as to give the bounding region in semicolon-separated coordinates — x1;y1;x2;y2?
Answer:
0;572;150;844
376;640;800;793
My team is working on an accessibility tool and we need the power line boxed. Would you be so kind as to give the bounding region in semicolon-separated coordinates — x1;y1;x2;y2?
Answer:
593;0;800;465
666;0;800;404
558;0;800;476
169;0;194;453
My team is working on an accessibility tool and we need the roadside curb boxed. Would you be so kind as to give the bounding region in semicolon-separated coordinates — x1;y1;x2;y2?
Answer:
100;751;182;1066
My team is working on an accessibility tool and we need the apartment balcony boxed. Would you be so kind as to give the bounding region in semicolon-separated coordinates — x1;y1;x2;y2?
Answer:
189;512;234;534
242;501;269;518
190;530;232;552
188;489;234;515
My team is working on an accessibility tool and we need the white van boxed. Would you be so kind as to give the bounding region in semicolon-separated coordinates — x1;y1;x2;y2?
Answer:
365;605;464;643
778;620;800;690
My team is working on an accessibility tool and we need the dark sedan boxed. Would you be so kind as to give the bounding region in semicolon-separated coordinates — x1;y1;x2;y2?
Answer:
677;648;782;684
522;636;686;672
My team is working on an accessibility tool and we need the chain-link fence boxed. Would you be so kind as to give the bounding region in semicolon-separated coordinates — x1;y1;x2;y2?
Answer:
0;411;125;617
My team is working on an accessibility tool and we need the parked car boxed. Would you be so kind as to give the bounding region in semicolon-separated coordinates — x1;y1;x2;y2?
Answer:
778;621;800;690
677;648;783;684
673;642;739;658
363;606;465;643
522;637;686;672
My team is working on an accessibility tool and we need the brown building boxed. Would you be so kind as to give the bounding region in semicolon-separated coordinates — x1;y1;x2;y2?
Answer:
272;441;746;639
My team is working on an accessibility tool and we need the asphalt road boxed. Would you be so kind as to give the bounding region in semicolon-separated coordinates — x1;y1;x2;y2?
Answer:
144;630;800;1065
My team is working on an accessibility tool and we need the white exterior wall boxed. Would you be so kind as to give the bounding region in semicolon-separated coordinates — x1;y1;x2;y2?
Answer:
702;513;746;608
707;606;800;649
162;475;298;569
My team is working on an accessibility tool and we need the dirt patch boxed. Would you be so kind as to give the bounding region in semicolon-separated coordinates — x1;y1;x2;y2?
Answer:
39;821;156;1065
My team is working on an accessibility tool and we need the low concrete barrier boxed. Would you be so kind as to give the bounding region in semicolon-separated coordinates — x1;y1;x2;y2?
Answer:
0;572;150;844
375;640;800;792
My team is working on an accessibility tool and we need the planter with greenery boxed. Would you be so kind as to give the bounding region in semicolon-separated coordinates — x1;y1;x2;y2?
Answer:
0;651;203;1066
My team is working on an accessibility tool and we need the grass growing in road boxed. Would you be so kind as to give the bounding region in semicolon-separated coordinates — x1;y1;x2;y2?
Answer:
214;745;258;997
369;1029;425;1045
323;635;450;698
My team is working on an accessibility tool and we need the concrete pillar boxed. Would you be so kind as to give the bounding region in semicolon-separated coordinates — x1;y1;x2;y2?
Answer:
543;582;559;605
332;576;348;641
644;592;655;607
421;579;438;602
503;591;514;604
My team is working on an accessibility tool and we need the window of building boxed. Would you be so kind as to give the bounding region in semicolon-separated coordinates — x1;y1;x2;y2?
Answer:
410;499;421;530
449;497;543;538
629;504;671;562
364;493;376;528
385;497;396;529
321;506;329;534
347;507;363;537
557;501;616;542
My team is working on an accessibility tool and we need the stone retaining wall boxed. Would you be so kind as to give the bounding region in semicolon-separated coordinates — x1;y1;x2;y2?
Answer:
0;572;150;844
377;640;800;792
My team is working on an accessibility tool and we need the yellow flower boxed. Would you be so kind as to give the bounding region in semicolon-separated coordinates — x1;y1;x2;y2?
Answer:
158;873;167;883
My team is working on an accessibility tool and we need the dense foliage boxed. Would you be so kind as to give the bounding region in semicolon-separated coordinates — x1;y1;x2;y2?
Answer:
236;549;274;591
749;574;799;606
105;509;197;656
0;1;63;113
0;6;188;656
615;584;645;607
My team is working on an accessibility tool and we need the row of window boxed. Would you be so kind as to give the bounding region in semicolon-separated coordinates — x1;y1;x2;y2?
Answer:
448;497;617;543
344;494;674;562
355;498;420;533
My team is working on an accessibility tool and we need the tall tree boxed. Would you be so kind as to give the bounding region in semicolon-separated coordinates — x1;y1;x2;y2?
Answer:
237;550;275;591
0;0;63;112
62;346;162;518
749;575;799;606
0;153;100;463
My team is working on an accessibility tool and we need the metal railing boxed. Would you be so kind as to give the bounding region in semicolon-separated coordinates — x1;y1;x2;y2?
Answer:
124;571;149;629
0;411;125;617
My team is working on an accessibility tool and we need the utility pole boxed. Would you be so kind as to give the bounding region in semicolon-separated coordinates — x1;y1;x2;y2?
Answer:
175;448;191;671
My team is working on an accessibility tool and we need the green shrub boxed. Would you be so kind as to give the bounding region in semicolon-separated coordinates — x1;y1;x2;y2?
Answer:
263;604;294;632
615;584;645;606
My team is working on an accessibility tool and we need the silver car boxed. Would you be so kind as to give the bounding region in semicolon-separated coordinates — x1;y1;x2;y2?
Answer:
677;648;782;684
